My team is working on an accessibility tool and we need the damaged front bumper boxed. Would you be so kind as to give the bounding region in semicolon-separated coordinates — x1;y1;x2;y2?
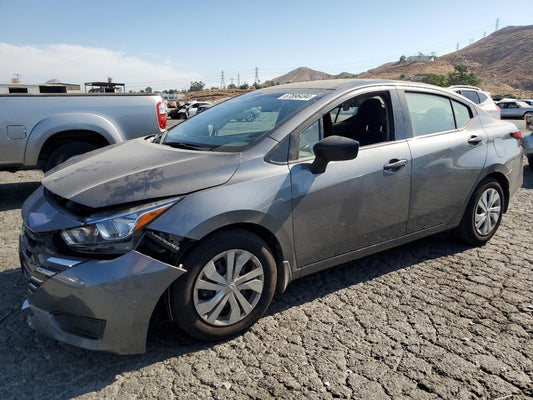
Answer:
20;234;185;354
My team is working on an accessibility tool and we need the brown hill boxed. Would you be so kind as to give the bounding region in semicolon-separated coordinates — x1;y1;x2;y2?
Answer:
269;67;357;84
358;25;533;97
269;67;334;84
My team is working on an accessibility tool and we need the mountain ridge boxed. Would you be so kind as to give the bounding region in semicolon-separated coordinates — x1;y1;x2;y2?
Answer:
270;25;532;97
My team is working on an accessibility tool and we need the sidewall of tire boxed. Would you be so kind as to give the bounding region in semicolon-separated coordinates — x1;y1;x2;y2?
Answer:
458;178;504;246
170;230;277;341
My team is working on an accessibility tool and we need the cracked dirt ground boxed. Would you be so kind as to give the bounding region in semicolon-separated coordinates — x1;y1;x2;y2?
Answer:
0;163;531;400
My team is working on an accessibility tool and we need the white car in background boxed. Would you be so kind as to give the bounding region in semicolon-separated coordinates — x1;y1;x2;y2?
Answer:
448;85;501;119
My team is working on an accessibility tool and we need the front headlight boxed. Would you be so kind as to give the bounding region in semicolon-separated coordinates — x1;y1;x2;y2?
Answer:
60;197;180;254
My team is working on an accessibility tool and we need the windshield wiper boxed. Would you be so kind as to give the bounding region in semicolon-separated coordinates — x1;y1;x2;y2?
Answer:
164;141;215;151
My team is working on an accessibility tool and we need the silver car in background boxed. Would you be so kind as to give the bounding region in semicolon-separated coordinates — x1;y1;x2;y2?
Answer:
20;80;523;354
497;99;533;119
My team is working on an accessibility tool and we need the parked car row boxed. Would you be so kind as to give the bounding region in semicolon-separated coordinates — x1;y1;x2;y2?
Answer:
168;101;212;119
20;79;523;354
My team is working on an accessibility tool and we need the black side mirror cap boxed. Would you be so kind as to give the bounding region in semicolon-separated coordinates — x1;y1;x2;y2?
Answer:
310;135;359;174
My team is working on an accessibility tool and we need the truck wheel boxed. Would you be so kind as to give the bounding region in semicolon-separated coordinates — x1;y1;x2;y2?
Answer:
169;230;277;341
45;142;98;172
456;178;504;246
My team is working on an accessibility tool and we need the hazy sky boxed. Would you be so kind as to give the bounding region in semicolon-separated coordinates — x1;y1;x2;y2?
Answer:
0;0;530;91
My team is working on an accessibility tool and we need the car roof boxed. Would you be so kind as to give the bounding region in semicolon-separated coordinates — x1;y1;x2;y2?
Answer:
448;85;483;91
260;78;452;93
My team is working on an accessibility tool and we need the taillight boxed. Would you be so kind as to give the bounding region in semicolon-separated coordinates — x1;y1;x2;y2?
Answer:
156;100;167;131
510;130;522;146
496;104;501;114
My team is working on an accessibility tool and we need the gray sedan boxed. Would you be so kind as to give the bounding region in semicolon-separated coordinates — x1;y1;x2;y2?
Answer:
20;80;523;354
497;100;533;119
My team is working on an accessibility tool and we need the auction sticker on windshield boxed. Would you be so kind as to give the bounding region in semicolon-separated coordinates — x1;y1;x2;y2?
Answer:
277;93;318;101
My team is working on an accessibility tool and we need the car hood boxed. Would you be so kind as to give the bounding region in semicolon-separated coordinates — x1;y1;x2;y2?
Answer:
42;138;241;208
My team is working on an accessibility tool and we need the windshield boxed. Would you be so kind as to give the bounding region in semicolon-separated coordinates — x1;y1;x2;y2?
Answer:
162;89;326;151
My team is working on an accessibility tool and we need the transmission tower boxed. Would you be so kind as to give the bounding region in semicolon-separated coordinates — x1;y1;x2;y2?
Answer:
495;18;499;31
254;67;260;84
220;70;226;89
237;74;240;87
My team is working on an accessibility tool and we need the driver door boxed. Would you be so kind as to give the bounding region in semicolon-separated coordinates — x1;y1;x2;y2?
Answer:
290;90;411;267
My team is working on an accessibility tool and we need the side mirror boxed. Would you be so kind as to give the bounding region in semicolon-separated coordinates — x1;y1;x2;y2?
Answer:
310;135;359;174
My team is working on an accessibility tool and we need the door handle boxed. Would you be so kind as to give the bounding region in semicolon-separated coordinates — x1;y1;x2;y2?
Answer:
383;159;408;171
468;135;483;146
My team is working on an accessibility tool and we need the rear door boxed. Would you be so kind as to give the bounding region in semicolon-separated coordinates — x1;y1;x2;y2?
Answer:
400;90;487;233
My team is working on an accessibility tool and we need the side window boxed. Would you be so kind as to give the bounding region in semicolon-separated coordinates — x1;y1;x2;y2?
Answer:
477;92;488;103
452;100;472;128
405;92;455;136
291;91;393;161
326;92;392;146
460;90;480;104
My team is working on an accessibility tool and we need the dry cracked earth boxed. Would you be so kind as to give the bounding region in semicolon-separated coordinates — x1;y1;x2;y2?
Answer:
0;151;532;399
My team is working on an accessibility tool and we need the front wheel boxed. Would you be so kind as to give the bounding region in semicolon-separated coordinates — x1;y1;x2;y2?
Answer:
457;178;504;246
170;230;277;341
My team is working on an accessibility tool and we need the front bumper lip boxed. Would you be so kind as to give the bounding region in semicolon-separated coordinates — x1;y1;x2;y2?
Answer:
23;250;186;354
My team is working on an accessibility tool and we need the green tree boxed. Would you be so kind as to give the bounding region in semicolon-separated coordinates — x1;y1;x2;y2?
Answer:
188;81;205;92
447;64;481;86
227;83;237;89
145;87;153;93
422;74;449;87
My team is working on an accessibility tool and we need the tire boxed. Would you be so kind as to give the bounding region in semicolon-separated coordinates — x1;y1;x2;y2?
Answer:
245;112;255;122
170;230;277;341
457;178;504;246
45;142;98;172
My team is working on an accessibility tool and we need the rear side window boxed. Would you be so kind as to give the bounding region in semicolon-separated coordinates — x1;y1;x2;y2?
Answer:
405;92;472;137
452;100;471;128
460;90;480;104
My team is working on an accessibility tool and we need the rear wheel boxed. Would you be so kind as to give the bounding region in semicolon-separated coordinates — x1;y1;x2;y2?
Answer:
44;142;98;172
245;112;256;122
457;178;504;245
170;230;277;341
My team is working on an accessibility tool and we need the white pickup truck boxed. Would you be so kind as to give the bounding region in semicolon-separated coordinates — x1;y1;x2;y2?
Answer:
0;94;167;171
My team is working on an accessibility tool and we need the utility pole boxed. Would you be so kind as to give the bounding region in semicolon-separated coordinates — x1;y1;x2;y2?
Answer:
456;42;459;51
495;18;499;31
220;70;226;89
237;74;240;87
254;67;259;85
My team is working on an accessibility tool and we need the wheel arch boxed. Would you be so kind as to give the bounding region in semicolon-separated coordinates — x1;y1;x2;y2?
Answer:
37;130;110;169
180;223;289;292
483;171;510;213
